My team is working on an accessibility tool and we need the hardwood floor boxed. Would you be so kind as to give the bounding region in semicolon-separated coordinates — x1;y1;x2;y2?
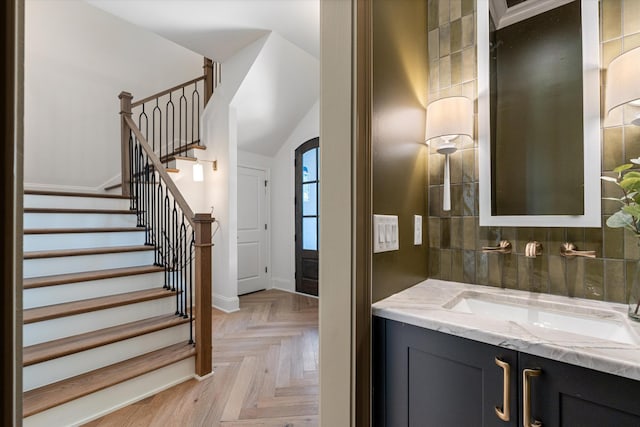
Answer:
84;289;319;427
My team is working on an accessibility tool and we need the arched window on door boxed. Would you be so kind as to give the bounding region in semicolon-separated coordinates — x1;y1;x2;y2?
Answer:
295;137;319;296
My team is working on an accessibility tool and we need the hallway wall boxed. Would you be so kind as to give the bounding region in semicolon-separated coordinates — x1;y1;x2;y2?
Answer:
24;0;202;191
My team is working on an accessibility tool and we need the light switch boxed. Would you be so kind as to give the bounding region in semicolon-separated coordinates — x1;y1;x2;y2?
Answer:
414;215;422;245
373;214;399;253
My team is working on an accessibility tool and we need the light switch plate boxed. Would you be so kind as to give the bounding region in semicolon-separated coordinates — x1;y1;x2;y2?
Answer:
373;214;399;253
414;215;422;245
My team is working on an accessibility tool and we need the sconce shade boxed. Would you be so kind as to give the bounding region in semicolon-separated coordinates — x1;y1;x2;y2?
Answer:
605;46;640;114
425;96;474;142
193;163;204;182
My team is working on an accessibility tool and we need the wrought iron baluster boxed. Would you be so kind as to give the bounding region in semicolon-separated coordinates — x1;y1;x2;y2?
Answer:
180;218;188;318
192;82;200;145
172;201;179;315
164;192;171;290
152;99;162;162
139;105;148;142
128;133;135;211
166;93;175;171
149;171;157;246
179;88;187;157
155;183;164;267
189;233;195;344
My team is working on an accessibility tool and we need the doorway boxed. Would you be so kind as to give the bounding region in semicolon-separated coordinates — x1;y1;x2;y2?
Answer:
295;137;319;296
237;166;269;295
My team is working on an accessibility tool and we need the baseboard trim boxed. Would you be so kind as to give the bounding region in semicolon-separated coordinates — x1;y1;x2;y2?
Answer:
270;277;293;292
271;286;319;300
195;370;214;382
212;294;239;313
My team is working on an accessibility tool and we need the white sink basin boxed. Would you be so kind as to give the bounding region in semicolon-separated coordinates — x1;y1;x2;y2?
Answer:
445;292;638;345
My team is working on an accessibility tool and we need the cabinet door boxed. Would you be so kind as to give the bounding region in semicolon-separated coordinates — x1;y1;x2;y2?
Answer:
519;353;640;427
375;318;518;427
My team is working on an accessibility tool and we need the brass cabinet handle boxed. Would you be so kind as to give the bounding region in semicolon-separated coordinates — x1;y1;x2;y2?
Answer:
523;368;543;427
494;357;511;421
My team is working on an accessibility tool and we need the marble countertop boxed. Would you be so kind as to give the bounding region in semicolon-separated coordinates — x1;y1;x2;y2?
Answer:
372;279;640;381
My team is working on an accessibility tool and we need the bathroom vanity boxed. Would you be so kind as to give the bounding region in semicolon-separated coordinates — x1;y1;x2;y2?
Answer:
372;280;640;427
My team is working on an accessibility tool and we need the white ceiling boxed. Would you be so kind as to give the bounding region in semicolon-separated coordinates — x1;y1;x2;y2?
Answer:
87;0;320;156
86;0;319;61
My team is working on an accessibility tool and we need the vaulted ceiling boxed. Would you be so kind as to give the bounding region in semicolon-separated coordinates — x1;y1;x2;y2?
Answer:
87;0;320;156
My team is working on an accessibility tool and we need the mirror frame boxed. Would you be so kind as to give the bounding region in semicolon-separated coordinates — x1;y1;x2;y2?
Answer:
478;0;601;227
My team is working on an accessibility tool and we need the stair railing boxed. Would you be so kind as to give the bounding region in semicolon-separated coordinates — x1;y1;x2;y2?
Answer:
120;58;221;189
117;57;220;377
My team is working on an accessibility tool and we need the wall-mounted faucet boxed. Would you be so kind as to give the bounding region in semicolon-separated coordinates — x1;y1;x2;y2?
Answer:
482;240;512;254
525;242;542;258
560;242;596;258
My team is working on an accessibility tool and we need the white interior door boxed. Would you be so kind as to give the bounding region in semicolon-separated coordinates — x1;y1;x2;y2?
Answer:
237;166;268;295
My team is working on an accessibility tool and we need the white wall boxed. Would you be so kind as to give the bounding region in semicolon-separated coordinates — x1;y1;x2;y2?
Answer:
270;100;319;293
25;0;203;191
179;36;268;313
190;86;240;313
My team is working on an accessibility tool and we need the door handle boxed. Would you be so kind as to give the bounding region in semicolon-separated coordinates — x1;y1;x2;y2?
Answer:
523;368;542;427
494;357;510;421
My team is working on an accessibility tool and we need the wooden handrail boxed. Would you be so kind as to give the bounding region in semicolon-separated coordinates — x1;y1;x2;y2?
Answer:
131;75;206;108
125;115;195;225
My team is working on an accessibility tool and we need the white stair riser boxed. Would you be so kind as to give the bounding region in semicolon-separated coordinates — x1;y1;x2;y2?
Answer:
24;231;146;252
24;272;165;309
23;358;194;427
23;295;178;346
24;323;191;391
24;250;155;278
24;212;138;229
24;194;131;210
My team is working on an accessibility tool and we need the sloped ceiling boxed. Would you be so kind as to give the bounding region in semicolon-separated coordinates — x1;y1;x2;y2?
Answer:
231;33;319;156
87;0;319;155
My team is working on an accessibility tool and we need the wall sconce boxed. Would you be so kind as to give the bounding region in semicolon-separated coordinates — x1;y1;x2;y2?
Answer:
605;46;640;126
192;158;218;182
425;96;474;211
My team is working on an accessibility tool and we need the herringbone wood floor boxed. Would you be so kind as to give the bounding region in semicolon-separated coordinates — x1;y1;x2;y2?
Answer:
84;289;319;427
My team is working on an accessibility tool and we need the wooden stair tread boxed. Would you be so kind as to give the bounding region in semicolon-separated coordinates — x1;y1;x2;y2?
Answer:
104;183;122;191
174;156;197;162
24;288;177;324
24;244;154;260
169;142;205;156
24;226;144;235
24;207;135;215
23;314;190;366
23;342;195;417
24;265;164;289
25;190;129;200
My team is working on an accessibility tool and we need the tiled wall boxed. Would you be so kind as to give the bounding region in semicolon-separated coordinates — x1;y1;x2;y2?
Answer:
427;0;640;303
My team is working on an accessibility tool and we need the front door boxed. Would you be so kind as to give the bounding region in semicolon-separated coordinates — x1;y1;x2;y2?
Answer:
295;138;319;296
237;166;268;295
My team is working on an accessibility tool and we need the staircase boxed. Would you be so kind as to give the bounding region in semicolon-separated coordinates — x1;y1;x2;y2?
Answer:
22;190;197;427
22;59;219;426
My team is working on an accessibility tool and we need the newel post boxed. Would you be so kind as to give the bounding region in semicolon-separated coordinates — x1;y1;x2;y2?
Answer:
193;213;214;377
203;57;214;106
119;91;133;197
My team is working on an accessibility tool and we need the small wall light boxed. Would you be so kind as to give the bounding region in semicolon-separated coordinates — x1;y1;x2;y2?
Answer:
193;162;204;182
425;96;474;211
606;46;640;126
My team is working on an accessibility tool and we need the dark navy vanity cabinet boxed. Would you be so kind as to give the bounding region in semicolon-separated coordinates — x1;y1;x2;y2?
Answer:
373;317;640;427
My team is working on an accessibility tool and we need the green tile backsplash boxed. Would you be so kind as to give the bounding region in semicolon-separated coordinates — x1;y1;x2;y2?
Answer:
426;0;640;304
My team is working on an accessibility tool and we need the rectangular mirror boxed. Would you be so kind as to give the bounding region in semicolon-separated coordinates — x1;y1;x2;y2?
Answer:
478;0;601;227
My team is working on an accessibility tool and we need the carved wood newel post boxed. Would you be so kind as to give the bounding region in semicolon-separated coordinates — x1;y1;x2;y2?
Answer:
194;213;214;376
203;58;214;107
118;91;133;197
